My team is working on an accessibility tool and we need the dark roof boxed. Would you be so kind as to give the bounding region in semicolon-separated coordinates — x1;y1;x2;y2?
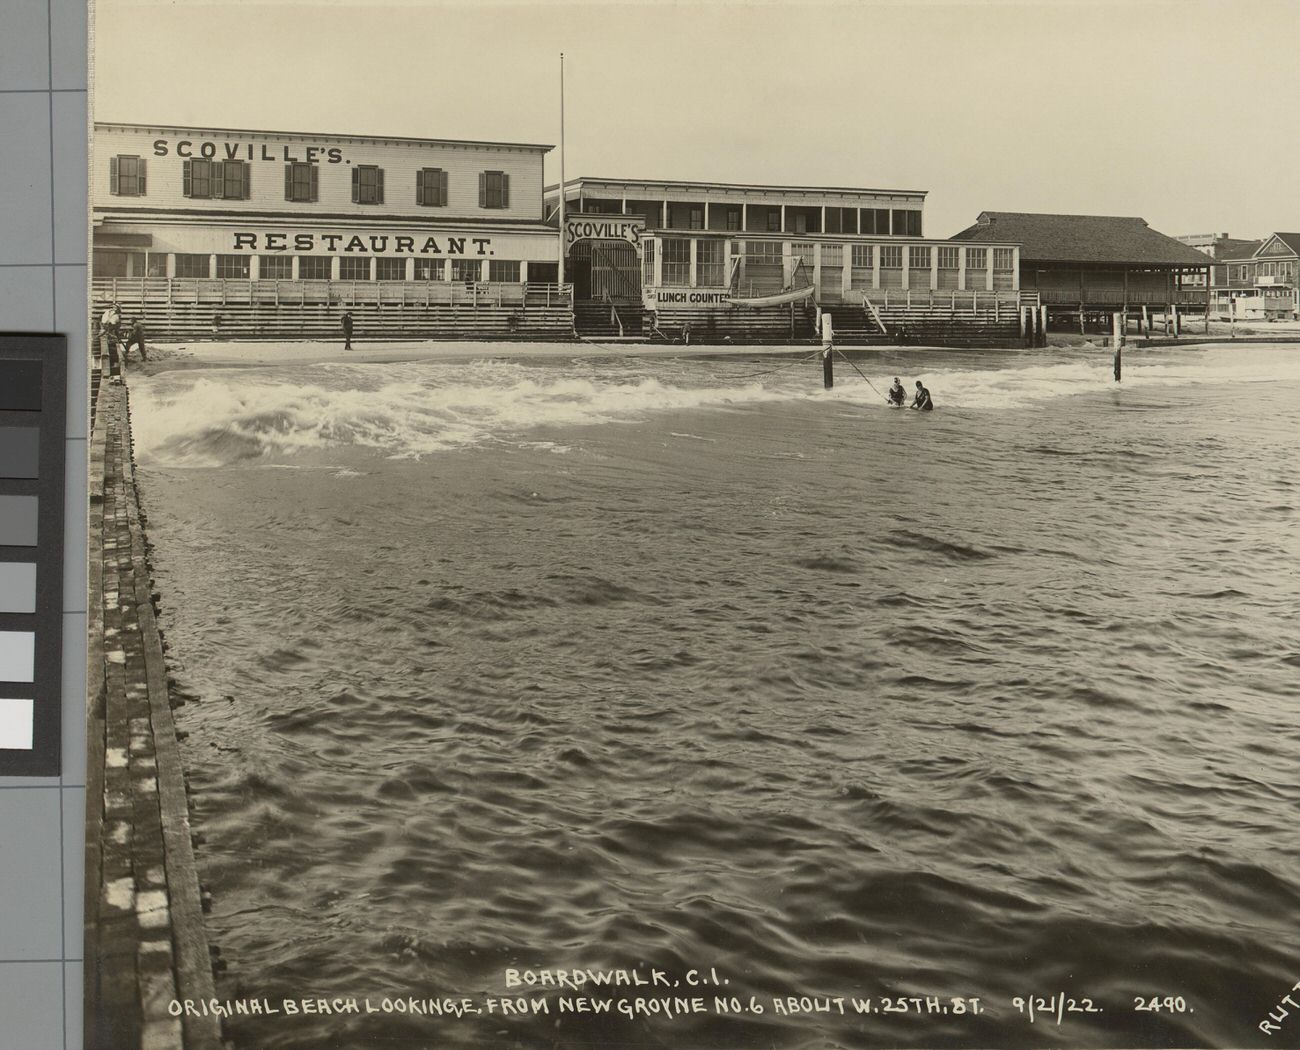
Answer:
1269;233;1300;255
1218;238;1263;261
951;211;1210;266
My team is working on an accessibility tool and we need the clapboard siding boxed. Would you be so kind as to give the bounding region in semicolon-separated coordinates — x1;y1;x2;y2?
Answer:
94;125;547;223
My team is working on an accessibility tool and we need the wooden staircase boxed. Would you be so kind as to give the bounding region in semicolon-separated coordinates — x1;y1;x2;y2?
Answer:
827;291;1032;348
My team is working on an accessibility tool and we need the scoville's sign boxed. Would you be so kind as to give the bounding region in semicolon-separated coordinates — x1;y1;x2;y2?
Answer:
151;138;347;163
564;217;645;250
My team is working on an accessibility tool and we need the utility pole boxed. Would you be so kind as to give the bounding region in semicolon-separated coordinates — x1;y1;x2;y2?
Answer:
557;52;566;289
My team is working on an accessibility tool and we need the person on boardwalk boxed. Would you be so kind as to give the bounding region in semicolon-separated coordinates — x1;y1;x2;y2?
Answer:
887;377;906;407
911;380;934;411
100;303;122;377
342;310;354;351
124;318;148;363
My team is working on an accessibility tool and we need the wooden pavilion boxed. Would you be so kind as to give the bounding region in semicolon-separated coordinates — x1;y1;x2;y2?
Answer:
952;212;1212;332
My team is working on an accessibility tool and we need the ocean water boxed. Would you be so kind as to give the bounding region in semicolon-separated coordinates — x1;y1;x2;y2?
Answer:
130;344;1300;1050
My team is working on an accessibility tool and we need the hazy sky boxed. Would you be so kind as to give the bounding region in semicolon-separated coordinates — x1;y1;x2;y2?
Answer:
94;0;1299;239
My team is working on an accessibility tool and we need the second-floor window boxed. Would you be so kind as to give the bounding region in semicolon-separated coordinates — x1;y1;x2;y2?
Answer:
417;168;448;207
352;165;385;205
183;160;250;200
110;155;147;196
892;209;922;236
479;171;510;209
285;163;319;202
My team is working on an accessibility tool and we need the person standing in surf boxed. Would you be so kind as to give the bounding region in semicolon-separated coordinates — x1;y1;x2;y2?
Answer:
911;380;934;411
888;378;906;406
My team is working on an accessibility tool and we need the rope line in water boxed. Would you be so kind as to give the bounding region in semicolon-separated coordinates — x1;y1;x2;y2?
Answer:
725;349;822;380
833;347;889;400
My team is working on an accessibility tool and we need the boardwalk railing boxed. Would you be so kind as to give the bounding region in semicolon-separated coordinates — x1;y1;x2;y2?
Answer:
89;278;577;341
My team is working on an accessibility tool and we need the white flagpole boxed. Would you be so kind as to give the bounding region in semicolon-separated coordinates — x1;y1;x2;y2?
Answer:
558;52;566;289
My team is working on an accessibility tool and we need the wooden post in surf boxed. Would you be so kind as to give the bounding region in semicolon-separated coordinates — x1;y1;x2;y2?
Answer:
1113;313;1122;383
821;311;834;389
1040;305;1048;346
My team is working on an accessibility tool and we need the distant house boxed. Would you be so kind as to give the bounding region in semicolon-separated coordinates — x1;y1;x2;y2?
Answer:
1209;233;1300;320
1174;233;1261;288
951;212;1211;321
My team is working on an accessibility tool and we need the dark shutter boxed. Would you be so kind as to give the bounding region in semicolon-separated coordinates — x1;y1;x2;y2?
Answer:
212;162;225;199
478;172;486;208
416;169;425;206
182;159;191;198
309;165;319;202
376;168;384;204
284;164;293;200
501;173;509;209
110;156;120;194
352;167;360;203
439;170;448;207
138;158;146;195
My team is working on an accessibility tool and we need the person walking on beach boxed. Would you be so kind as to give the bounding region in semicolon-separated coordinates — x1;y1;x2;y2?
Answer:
342;310;354;351
124;318;148;363
887;377;906;406
911;379;934;411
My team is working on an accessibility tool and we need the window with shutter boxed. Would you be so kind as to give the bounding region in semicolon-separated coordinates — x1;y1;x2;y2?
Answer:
222;161;249;200
481;171;508;209
111;155;145;196
417;168;447;207
353;165;383;204
286;163;316;202
182;159;191;198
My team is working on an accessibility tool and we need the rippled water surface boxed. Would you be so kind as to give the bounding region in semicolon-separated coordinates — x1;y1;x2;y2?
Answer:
131;345;1300;1049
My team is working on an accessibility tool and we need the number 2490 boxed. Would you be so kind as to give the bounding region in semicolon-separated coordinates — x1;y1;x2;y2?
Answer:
1135;996;1191;1013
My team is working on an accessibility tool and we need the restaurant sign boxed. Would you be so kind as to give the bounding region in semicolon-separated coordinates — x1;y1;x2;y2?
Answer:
564;217;645;251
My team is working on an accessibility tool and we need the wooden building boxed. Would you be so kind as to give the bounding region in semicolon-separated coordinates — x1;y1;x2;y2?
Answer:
92;123;570;340
546;177;1024;344
1206;234;1299;320
952;212;1211;331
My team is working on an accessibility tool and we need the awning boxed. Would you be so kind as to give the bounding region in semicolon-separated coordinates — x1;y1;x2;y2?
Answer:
92;232;154;247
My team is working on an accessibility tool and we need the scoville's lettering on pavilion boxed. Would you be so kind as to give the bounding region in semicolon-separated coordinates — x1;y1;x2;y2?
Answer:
230;233;495;256
152;138;347;164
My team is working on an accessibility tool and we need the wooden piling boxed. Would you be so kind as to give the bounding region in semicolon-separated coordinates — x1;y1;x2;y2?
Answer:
820;312;834;389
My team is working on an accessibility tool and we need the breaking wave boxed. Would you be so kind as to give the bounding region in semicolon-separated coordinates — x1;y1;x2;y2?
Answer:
129;345;1299;466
